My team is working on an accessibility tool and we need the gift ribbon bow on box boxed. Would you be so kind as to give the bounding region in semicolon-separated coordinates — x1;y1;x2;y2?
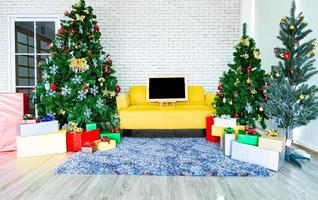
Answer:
41;115;54;122
224;127;235;134
245;127;257;135
265;129;279;137
100;136;111;144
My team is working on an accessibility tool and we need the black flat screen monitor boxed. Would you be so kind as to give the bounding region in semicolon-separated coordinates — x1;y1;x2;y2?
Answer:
147;77;188;102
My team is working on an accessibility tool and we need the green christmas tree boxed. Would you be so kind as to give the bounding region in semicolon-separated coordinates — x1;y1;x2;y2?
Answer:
214;23;267;128
259;1;318;142
34;0;120;128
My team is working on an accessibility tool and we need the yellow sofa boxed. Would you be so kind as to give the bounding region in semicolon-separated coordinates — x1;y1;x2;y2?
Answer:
116;86;216;129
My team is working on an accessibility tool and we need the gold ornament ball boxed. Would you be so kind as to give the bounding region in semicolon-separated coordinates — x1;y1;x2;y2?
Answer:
246;78;251;84
229;101;233;105
251;89;257;95
289;25;295;30
299;94;305;100
275;72;280;78
280;16;286;23
259;107;264;112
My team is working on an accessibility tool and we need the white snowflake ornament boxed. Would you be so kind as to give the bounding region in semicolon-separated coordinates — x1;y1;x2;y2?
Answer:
245;103;253;113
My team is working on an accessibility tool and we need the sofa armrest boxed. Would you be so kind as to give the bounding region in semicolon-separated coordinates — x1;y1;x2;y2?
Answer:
205;93;216;112
116;93;130;110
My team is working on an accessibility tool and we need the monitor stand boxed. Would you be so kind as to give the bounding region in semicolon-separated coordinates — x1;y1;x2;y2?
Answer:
159;101;176;107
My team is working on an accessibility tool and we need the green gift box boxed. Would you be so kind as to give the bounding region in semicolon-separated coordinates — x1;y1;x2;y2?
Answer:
237;132;260;146
86;123;97;131
100;131;121;144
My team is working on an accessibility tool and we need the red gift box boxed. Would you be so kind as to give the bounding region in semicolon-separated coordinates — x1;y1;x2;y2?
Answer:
0;93;29;152
66;128;100;152
206;116;220;142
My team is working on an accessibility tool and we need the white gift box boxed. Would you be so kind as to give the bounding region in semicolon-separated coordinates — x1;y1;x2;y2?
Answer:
17;129;66;157
221;133;236;156
214;118;237;128
231;141;284;171
19;120;59;137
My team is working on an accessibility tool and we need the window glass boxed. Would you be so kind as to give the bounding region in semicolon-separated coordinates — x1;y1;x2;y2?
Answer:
14;20;55;115
15;22;34;53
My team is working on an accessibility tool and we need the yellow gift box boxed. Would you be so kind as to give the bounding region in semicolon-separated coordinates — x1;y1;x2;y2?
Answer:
234;125;245;138
94;139;116;151
212;125;245;137
211;125;224;136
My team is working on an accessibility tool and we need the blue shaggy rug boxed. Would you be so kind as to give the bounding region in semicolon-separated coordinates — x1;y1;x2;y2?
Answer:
55;138;270;176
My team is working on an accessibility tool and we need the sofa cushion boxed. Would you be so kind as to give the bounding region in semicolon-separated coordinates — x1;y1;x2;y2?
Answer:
118;105;213;129
175;86;205;105
130;86;147;105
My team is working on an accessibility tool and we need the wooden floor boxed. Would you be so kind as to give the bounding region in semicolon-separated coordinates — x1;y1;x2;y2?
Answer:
1;150;318;200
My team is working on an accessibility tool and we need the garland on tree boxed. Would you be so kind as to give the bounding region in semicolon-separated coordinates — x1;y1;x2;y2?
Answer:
33;0;120;128
258;1;318;139
214;23;267;128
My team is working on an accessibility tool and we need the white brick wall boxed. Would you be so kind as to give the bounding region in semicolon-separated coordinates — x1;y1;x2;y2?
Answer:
0;0;240;93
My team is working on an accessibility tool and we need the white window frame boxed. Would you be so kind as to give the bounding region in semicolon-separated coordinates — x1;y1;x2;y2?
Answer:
7;15;59;92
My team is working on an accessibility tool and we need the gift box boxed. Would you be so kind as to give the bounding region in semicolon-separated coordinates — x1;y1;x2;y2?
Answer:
231;141;285;171
237;132;260;146
259;135;285;152
81;142;96;154
66;128;100;152
0;93;28;152
19;120;59;137
211;125;224;137
19;119;38;124
221;128;236;156
206;116;220;142
66;132;82;152
94;138;116;151
17;129;67;157
234;125;245;138
82;128;100;144
214;117;237;128
86;123;97;131
100;130;121;144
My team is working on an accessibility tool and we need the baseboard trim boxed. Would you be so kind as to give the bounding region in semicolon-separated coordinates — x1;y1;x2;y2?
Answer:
294;140;318;153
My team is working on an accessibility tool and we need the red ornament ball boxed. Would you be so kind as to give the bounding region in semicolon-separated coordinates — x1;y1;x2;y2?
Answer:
246;65;252;73
94;24;100;32
58;26;65;35
219;93;224;98
217;84;222;90
70;28;76;35
116;85;121;93
61;44;65;52
264;95;269;102
282;51;291;60
47;43;52;50
51;83;56;91
82;83;88;91
262;85;266;91
233;112;240;118
274;48;278;53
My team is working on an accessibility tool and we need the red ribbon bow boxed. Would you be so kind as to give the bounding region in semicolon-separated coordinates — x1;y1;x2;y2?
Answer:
101;136;110;144
245;127;257;135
